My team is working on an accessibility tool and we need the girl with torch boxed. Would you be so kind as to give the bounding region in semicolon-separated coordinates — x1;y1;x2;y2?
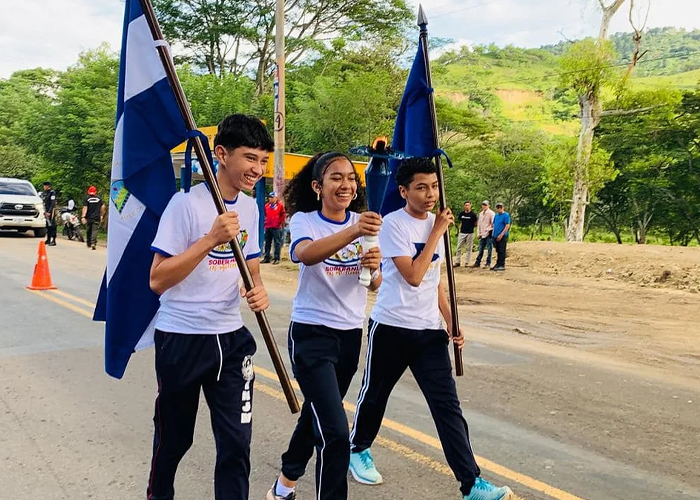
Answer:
267;152;383;500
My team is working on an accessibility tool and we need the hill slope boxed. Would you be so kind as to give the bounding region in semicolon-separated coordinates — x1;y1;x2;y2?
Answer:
435;27;700;137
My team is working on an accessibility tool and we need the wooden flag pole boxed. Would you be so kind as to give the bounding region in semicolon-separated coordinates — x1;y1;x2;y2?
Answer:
138;0;300;413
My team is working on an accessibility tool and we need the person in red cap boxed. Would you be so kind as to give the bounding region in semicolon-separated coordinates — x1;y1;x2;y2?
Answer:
81;185;105;250
262;191;286;264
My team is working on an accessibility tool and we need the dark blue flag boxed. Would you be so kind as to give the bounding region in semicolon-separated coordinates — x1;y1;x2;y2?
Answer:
381;38;435;215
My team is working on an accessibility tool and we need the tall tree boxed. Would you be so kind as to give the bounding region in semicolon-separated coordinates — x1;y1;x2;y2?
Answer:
564;0;628;242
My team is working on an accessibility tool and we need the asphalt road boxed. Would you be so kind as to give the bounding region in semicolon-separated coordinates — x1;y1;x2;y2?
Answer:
1;232;698;500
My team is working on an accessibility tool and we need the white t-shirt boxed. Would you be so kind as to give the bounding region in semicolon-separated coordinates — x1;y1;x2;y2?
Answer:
371;208;445;330
290;211;367;330
151;183;261;334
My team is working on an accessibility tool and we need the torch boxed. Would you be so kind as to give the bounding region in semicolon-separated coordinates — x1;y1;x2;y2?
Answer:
350;137;408;287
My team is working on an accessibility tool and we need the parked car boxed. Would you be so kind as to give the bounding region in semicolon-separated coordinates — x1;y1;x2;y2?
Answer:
0;177;48;237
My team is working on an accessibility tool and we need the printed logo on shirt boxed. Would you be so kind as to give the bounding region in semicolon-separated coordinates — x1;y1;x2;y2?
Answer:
241;355;253;424
412;243;439;262
323;241;362;276
207;230;248;271
413;242;441;283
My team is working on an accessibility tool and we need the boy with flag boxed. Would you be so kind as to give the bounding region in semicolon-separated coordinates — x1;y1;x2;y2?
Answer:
146;114;272;500
348;157;513;500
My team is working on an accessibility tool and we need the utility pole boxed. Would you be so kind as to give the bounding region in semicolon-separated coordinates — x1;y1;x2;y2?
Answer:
273;0;286;197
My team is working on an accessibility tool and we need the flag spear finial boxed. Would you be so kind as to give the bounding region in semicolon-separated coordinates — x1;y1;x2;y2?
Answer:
417;4;428;27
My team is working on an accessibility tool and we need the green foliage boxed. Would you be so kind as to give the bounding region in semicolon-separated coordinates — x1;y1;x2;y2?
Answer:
29;45;119;202
0;144;44;180
286;48;406;153
178;67;257;125
559;38;618;96
2;7;700;246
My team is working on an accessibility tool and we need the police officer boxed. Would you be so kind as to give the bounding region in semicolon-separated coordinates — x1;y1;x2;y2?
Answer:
42;181;58;246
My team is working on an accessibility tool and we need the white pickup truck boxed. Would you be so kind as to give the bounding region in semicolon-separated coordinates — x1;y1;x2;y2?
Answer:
0;177;48;238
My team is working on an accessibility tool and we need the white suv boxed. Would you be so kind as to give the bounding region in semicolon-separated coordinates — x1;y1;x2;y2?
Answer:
0;177;48;238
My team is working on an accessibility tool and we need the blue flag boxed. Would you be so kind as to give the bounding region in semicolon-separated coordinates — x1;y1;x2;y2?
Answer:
93;0;188;379
381;38;436;216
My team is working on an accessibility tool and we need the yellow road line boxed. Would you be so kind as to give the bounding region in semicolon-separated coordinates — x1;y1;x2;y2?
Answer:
28;287;585;500
51;289;97;309
254;382;454;477
255;366;587;500
27;289;94;319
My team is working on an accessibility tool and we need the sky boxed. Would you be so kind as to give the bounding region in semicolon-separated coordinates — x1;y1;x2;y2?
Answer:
1;0;700;78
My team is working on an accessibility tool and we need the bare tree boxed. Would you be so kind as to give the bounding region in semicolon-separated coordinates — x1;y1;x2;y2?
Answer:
622;0;651;83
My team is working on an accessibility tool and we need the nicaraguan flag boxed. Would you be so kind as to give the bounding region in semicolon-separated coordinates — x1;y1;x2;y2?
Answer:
381;38;436;215
93;0;188;379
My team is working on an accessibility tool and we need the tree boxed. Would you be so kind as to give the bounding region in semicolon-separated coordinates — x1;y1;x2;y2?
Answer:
28;46;119;202
596;88;682;243
153;0;412;94
286;47;406;153
563;0;627;242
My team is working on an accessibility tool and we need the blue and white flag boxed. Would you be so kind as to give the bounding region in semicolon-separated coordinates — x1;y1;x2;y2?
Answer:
93;0;188;379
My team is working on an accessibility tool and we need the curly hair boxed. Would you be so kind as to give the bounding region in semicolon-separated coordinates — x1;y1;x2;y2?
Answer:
284;152;367;216
395;157;437;188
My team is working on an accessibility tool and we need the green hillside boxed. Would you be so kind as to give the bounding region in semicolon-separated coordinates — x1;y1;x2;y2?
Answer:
434;27;700;137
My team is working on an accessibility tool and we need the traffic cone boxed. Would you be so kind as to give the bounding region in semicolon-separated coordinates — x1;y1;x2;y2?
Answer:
26;241;57;291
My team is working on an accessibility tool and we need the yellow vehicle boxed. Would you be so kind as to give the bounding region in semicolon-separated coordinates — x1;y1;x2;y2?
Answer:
171;126;367;184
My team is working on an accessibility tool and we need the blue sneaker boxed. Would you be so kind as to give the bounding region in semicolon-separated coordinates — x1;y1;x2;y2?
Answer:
349;449;383;485
463;477;513;500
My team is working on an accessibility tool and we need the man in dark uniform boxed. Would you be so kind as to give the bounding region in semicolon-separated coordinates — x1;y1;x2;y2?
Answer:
42;181;58;246
81;185;105;250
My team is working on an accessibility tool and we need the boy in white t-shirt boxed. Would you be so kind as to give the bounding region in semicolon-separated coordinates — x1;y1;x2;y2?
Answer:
348;157;513;500
146;114;272;500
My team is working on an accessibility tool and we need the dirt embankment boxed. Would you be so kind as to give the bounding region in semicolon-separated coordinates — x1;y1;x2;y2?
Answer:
505;241;700;293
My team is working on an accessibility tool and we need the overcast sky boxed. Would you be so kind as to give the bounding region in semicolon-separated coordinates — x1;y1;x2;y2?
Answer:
2;0;699;78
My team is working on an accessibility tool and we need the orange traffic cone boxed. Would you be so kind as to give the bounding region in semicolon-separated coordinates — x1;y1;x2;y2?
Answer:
26;241;57;290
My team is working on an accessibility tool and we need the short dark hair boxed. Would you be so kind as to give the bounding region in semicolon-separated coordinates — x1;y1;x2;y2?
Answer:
43;181;52;186
395;157;436;188
464;201;471;205
214;114;274;152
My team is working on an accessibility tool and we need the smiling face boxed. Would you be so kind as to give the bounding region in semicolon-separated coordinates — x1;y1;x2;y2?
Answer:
400;172;439;216
313;158;358;213
216;145;269;192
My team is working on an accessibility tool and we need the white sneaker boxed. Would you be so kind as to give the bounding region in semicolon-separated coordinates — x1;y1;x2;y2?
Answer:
349;449;383;485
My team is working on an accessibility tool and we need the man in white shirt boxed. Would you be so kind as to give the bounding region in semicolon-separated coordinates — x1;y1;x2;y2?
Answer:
146;114;272;500
473;200;495;268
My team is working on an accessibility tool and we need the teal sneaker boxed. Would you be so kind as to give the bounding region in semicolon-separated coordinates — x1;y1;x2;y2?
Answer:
463;477;513;500
349;449;383;485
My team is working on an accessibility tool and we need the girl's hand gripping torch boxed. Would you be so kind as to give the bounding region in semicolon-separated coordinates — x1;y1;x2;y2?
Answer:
353;137;393;288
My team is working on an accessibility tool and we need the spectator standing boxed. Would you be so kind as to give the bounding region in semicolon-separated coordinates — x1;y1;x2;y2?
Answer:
492;203;511;271
453;201;477;268
473;201;495;268
263;191;286;264
81;186;105;250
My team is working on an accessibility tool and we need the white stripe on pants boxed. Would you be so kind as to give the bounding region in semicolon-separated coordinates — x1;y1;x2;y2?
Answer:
454;232;474;265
